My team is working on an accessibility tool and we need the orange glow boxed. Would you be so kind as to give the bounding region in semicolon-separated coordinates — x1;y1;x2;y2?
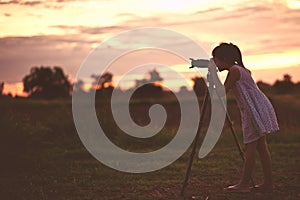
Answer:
3;82;26;97
245;49;300;70
287;0;300;9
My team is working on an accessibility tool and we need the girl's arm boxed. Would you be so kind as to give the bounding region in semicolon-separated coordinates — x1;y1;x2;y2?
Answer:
209;69;225;97
224;67;240;93
210;66;240;97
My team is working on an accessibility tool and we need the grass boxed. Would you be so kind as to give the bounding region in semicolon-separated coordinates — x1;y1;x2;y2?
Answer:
0;95;299;199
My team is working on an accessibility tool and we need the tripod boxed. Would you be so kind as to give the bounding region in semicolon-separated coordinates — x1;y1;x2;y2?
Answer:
180;68;255;196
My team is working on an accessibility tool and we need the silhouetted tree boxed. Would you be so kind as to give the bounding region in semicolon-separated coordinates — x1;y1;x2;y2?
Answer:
91;72;115;100
131;69;164;99
179;86;189;93
135;78;148;88
73;79;87;95
295;82;300;93
23;66;71;99
131;84;163;99
100;72;113;88
257;80;273;94
192;76;207;97
91;72;113;90
0;82;4;96
177;86;191;98
134;69;163;88
273;74;295;94
149;69;163;82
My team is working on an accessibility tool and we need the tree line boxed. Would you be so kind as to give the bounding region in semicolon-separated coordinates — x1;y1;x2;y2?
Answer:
0;66;299;99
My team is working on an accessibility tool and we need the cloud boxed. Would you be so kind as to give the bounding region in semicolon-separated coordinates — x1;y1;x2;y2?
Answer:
0;0;43;6
279;8;300;24
0;34;93;82
49;3;300;56
161;3;300;55
232;5;272;13
0;0;18;5
50;25;130;35
0;0;83;9
55;0;79;2
22;0;42;6
194;7;223;15
116;13;139;18
1;0;299;86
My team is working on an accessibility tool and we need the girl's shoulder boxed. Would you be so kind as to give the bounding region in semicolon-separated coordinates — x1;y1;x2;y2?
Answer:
232;65;251;76
230;65;241;75
228;65;241;82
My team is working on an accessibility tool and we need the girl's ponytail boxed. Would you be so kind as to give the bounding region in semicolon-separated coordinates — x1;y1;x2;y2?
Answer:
229;43;245;68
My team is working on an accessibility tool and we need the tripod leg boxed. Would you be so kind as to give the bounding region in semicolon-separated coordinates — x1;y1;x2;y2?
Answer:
216;94;255;187
180;88;210;196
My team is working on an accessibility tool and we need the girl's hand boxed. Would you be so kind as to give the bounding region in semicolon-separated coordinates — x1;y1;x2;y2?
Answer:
208;58;218;74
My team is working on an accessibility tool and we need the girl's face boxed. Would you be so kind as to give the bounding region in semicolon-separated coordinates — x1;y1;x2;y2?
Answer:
213;56;230;71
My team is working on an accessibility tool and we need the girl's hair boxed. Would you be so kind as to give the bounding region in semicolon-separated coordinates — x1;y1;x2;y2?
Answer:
212;42;245;68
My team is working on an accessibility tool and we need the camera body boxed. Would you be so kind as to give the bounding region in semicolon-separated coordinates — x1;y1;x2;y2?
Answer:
189;58;209;68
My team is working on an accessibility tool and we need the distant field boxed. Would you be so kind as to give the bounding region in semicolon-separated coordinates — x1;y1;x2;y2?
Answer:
0;94;299;199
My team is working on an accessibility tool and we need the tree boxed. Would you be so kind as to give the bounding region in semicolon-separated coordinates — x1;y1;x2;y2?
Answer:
192;76;207;97
131;83;163;99
179;86;189;93
91;72;113;90
257;80;273;94
23;66;71;99
91;72;115;100
73;79;86;93
131;69;164;99
134;69;163;88
0;82;4;96
149;69;163;82
273;74;295;94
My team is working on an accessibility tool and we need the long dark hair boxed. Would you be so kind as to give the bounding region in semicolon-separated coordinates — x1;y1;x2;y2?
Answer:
212;43;245;68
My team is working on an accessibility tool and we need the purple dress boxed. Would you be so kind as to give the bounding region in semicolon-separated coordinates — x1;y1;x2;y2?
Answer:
231;65;279;144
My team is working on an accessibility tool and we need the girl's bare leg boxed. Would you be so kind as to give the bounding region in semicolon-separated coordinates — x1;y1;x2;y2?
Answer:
256;136;274;189
238;140;258;188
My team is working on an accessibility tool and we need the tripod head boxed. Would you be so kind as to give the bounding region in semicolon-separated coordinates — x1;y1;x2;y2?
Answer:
189;58;219;90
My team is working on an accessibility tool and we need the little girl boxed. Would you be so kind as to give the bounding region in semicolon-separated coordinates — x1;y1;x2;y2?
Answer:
210;43;279;192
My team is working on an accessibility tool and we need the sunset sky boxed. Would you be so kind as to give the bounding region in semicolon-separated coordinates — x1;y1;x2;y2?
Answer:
1;0;300;96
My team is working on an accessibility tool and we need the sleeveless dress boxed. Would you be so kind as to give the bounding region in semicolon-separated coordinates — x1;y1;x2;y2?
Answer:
231;65;279;144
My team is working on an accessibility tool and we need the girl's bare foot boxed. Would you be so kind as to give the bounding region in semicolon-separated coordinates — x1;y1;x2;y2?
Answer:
224;184;250;193
251;183;274;192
